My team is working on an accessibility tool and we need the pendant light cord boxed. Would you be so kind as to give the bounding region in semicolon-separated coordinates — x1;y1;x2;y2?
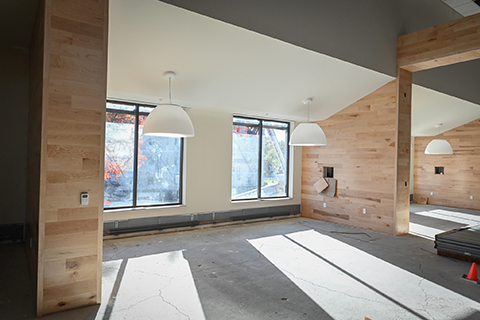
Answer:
169;77;172;104
307;101;310;123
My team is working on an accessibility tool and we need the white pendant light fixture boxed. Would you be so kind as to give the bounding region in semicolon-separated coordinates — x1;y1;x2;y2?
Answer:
289;98;327;146
143;71;195;138
424;124;453;154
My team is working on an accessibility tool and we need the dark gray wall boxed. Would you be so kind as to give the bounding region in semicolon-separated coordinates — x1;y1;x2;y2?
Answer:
0;1;37;226
162;0;480;105
0;46;29;225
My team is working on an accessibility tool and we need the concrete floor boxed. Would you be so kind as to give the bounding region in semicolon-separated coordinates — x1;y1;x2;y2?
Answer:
2;205;480;319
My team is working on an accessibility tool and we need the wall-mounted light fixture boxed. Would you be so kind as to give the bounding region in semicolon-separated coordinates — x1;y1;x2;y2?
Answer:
289;98;327;146
143;71;195;138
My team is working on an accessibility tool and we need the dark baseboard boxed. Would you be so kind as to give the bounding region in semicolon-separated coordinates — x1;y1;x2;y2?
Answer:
104;204;301;236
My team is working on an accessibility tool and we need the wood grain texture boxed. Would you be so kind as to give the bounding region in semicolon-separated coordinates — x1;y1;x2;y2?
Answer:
394;68;412;235
27;0;107;316
397;12;480;72
301;81;399;235
414;119;480;210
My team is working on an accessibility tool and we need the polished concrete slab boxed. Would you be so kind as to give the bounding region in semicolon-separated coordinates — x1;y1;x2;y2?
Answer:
2;207;480;319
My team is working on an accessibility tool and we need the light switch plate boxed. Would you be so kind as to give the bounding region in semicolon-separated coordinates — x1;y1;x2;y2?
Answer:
81;192;89;205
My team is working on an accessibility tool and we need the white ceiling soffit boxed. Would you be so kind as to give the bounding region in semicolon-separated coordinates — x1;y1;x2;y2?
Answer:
441;0;480;16
412;85;480;136
107;0;393;122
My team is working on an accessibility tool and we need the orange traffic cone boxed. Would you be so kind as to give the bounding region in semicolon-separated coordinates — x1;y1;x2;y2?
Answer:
462;262;479;282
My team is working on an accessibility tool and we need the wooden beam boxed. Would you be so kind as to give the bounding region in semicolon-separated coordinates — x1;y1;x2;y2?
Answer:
397;12;480;72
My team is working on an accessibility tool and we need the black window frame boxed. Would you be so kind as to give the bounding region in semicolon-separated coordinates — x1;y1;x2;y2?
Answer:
104;100;184;210
231;115;290;201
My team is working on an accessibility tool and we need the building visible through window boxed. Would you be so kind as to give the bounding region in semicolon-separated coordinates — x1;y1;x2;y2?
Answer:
104;101;183;209
231;116;290;200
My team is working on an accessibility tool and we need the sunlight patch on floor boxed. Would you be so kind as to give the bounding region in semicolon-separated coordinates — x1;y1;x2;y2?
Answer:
98;251;205;320
414;209;480;226
249;229;480;320
409;223;445;240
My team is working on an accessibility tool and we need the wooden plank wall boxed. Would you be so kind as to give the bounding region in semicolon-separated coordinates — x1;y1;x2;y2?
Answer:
301;81;400;235
414;119;480;210
27;0;108;316
397;12;480;72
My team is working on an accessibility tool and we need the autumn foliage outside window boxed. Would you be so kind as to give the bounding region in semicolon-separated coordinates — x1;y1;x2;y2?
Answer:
104;102;183;208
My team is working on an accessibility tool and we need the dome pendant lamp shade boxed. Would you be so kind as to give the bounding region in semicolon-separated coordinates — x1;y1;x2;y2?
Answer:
143;71;195;138
425;139;453;154
143;104;194;137
289;123;327;146
424;124;452;155
289;98;327;146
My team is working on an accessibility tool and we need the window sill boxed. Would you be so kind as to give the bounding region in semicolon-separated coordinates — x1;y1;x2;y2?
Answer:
104;203;186;214
231;197;292;204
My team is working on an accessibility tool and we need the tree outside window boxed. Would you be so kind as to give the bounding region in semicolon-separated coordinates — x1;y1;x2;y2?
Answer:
104;102;183;209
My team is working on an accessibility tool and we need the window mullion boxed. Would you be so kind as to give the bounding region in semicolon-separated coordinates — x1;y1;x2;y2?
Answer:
258;121;263;199
285;124;290;197
132;105;140;207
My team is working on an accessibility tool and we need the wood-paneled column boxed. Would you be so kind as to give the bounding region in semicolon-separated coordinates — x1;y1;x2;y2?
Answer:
394;68;412;235
395;12;480;235
26;0;108;316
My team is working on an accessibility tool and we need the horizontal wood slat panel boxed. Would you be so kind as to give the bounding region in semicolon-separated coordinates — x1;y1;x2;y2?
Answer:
51;15;104;39
301;81;398;234
44;268;97;288
58;207;100;221
414;119;480;210
45;219;98;236
51;0;105;27
397;12;480;72
44;244;99;262
43;278;97;301
43;291;97;316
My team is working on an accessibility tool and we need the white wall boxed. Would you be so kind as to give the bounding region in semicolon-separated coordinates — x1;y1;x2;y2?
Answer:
104;109;302;221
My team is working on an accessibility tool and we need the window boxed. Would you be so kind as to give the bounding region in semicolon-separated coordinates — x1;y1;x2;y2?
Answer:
231;116;290;200
435;166;444;175
104;101;183;209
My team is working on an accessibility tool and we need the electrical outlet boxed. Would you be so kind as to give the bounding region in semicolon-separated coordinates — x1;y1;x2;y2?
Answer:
430;192;433;196
323;203;326;208
471;196;474;200
363;208;366;214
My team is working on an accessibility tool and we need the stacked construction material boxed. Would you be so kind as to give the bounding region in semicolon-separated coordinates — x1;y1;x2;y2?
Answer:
435;225;480;263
